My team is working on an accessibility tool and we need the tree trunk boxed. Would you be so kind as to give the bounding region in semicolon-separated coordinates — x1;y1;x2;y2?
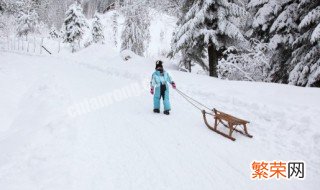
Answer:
208;42;218;77
188;60;191;73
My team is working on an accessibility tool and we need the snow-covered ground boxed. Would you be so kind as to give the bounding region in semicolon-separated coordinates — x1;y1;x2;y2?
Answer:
0;44;319;189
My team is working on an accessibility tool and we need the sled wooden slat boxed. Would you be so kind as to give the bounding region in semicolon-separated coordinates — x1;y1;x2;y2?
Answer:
202;109;253;141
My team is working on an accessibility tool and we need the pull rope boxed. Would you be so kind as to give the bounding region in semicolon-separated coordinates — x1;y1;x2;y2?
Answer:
174;88;214;114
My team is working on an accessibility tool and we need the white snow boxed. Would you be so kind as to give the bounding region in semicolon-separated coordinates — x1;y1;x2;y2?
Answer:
0;44;319;189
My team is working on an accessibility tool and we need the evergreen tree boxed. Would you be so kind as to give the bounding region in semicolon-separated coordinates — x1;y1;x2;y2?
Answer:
266;0;299;83
246;0;302;84
63;2;89;52
120;0;150;56
171;0;247;77
169;0;202;72
288;0;320;87
92;13;104;44
16;9;39;38
247;0;285;42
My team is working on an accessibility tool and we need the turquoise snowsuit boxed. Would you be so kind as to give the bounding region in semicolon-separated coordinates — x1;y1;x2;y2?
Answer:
151;70;173;111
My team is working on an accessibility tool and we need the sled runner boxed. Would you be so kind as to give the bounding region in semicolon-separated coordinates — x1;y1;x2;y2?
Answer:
175;88;253;141
202;109;253;141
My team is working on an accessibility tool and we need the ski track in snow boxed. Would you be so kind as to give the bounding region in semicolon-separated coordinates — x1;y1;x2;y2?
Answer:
0;48;320;189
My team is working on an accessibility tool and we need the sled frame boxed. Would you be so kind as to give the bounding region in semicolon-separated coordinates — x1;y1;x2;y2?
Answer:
202;109;253;141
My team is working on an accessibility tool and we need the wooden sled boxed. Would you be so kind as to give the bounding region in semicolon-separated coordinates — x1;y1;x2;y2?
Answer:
202;109;253;141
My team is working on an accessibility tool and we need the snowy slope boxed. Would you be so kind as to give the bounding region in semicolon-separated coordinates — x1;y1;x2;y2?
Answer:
0;45;320;189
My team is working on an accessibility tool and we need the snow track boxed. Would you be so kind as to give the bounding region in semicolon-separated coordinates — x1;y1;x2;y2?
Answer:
0;47;319;189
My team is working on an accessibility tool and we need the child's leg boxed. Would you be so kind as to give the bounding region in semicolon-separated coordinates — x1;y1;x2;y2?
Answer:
153;87;161;109
163;89;171;111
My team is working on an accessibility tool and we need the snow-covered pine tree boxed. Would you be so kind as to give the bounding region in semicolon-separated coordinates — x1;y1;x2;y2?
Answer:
247;0;287;42
91;13;104;44
168;0;204;72
49;25;59;39
170;0;247;77
16;9;39;38
288;0;320;87
120;0;150;56
266;0;300;83
63;2;89;52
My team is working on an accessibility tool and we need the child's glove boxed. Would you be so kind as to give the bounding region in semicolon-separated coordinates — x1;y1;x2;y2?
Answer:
150;88;154;95
171;82;176;89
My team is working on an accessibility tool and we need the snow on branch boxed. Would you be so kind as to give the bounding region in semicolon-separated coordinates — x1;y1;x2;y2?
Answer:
247;0;269;9
311;23;320;43
299;6;320;30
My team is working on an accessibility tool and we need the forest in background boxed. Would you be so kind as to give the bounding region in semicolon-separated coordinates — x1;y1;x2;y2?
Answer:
0;0;319;87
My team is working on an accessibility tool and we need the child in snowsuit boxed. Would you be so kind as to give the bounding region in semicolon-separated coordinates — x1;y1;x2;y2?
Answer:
150;61;176;115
